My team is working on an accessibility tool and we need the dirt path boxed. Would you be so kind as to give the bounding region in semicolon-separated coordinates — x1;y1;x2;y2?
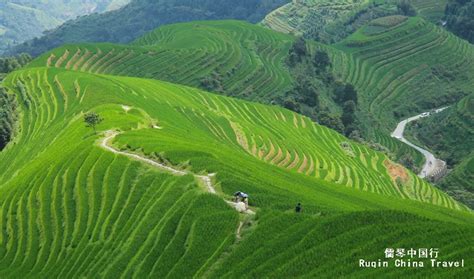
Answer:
100;131;255;215
391;107;448;178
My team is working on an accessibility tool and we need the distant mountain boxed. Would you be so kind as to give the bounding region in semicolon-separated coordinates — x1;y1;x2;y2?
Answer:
7;0;290;56
0;0;130;54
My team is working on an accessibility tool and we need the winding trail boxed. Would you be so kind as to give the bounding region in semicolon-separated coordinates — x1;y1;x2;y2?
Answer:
100;131;255;216
391;107;448;178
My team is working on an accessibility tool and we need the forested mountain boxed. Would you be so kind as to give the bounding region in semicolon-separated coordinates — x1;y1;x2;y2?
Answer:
445;0;474;43
8;0;290;56
0;0;129;54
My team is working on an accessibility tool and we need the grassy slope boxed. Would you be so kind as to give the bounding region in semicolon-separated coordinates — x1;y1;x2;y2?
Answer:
0;65;472;277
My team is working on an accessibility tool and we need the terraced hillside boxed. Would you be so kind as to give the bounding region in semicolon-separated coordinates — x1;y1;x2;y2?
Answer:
30;21;294;102
29;18;474;172
331;16;474;137
35;18;474;137
261;0;372;40
412;0;449;22
0;64;472;277
261;0;449;43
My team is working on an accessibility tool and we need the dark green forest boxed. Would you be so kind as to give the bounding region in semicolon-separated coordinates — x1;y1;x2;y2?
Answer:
0;53;31;150
0;53;32;75
0;87;16;150
445;0;474;43
275;37;359;137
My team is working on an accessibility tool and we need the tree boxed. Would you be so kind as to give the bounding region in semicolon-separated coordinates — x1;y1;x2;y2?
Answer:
313;50;331;71
295;78;319;107
333;81;357;105
333;81;346;104
317;111;345;134
289;37;307;63
341;100;357;135
344;84;358;104
200;71;223;93
84;112;103;134
17;53;32;66
283;97;300;112
333;82;358;104
397;0;417;16
398;154;416;172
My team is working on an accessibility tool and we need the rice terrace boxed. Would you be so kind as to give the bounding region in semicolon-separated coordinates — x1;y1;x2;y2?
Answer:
0;0;472;278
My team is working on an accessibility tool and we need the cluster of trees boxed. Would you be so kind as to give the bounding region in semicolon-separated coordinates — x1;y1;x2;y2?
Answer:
0;87;17;150
0;53;32;150
280;37;359;136
282;38;326;113
398;154;418;173
9;0;290;56
200;71;224;93
0;54;32;74
445;0;474;43
333;82;358;135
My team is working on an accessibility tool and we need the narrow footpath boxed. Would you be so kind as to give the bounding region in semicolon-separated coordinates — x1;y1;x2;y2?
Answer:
100;130;255;217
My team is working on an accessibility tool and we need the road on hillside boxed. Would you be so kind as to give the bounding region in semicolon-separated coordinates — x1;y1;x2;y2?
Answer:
391;107;448;179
